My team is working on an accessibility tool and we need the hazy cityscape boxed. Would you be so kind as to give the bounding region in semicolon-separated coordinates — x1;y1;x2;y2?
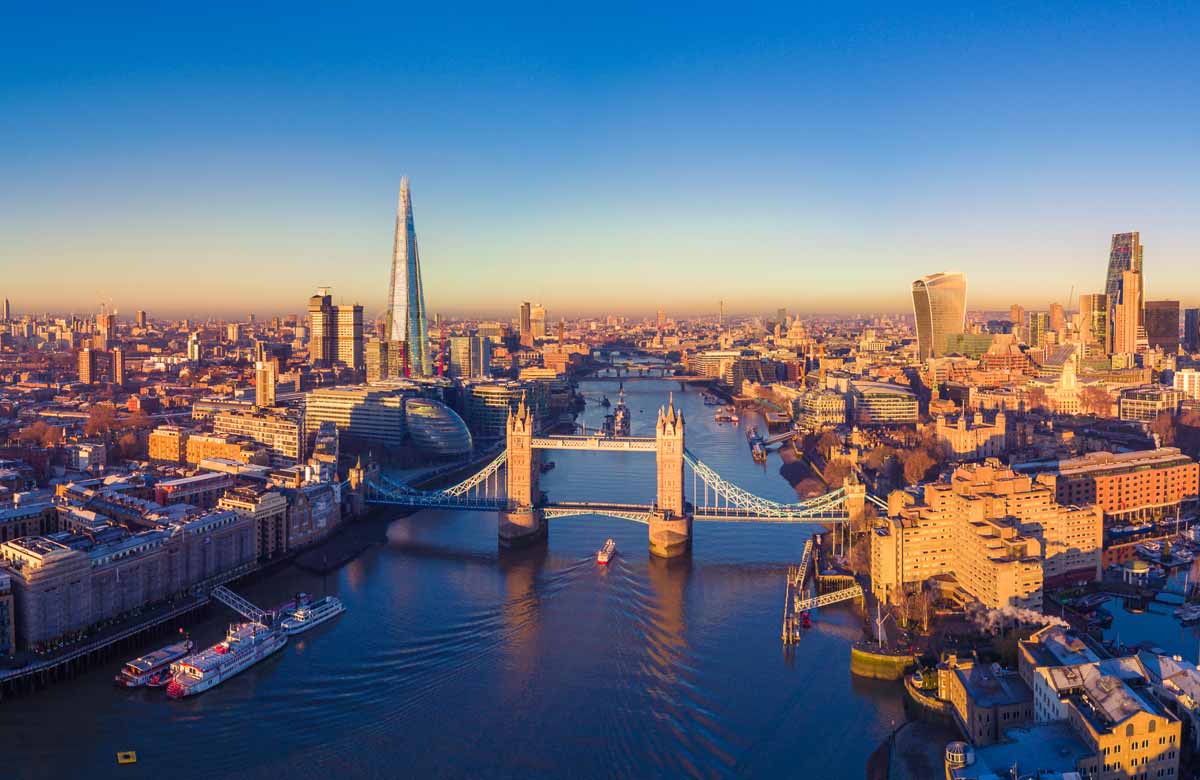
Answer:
4;4;1200;780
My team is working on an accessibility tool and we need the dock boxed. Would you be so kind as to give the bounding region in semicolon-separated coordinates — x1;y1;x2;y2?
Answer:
781;536;864;645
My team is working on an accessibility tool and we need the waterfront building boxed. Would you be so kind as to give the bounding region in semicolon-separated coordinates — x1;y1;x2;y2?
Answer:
795;389;847;428
255;360;277;408
1144;299;1180;353
938;655;1033;746
1024;447;1199;523
277;482;341;550
304;384;471;456
218;486;289;561
1117;385;1182;422
464;381;545;439
1105;232;1144;348
848;381;918;425
911;271;967;361
1185;308;1200;353
0;510;255;649
386;178;430;376
212;408;304;466
1079;293;1110;355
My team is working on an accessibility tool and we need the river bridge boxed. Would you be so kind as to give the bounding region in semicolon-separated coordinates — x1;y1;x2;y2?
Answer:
364;394;886;557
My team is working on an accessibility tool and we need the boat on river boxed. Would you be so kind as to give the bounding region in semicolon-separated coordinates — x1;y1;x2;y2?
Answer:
597;539;616;565
166;622;287;699
115;638;193;688
280;596;346;636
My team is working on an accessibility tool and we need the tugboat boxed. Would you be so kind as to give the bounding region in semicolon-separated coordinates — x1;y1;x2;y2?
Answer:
597;538;617;565
115;637;194;688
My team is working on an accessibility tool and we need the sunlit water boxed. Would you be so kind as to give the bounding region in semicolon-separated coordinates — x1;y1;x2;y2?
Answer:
3;379;905;779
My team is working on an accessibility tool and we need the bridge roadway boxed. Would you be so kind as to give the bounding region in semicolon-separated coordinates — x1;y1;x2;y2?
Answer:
530;435;657;451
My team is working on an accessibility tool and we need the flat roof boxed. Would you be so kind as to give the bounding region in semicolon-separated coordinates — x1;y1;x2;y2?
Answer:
956;722;1089;779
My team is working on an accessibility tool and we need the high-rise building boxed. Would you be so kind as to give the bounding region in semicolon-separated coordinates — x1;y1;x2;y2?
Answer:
1078;293;1109;354
78;348;98;385
386;178;430;376
1145;300;1180;353
518;302;532;347
658;309;667;330
1112;270;1142;355
1185;308;1200;353
449;335;492;379
187;332;202;362
1104;232;1143;349
111;347;126;388
335;304;364;370
1028;312;1051;348
3;298;11;322
307;288;335;365
365;339;389;383
1048;302;1065;334
530;304;546;341
135;310;147;328
911;272;967;361
226;323;241;343
255;360;277;407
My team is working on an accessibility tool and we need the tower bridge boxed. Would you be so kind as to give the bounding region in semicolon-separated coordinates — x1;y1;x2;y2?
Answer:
363;394;884;558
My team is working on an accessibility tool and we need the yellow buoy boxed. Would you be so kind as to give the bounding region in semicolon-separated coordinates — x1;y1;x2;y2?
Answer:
117;751;138;765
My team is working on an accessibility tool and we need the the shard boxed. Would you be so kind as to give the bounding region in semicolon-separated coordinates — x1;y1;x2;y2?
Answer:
386;177;430;376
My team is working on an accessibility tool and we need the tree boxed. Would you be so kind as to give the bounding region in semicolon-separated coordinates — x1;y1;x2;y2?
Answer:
1150;412;1177;447
1025;385;1049;412
116;431;142;460
864;445;894;471
795;478;825;497
84;405;118;437
823;460;853;487
902;449;936;485
849;534;871;575
15;422;63;447
1079;385;1114;417
816;430;841;457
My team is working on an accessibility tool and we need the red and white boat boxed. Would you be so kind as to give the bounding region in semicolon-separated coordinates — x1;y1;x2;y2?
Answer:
115;638;194;688
597;538;617;565
166;622;287;699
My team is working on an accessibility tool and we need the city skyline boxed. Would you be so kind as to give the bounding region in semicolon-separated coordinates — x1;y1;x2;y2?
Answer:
3;4;1199;316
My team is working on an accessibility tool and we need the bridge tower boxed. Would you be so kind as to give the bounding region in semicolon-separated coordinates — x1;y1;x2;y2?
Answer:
500;394;546;547
650;393;692;558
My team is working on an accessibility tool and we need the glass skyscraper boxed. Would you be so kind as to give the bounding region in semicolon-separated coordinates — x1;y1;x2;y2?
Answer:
387;177;430;376
911;272;967;361
1104;232;1143;350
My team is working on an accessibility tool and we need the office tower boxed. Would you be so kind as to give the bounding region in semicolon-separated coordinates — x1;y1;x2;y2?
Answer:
1079;293;1109;354
307;288;335;365
1028;312;1051;347
226;323;241;343
1105;232;1143;348
255;360;277;407
519;302;532;346
448;335;492;378
1144;300;1180;353
3;298;10;322
112;347;126;388
78;348;97;385
1049;302;1065;334
556;319;565;344
776;307;786;327
719;300;725;329
333;304;364;370
187;332;202;362
1185;308;1200;353
530;304;546;341
365;339;389;383
658;309;667;330
135;310;147;328
1112;270;1142;355
911;272;967;361
1009;304;1025;325
386;177;430;376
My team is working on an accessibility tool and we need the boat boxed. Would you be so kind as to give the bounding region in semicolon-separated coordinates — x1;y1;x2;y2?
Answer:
279;596;346;636
800;611;812;629
165;622;287;699
597;538;616;565
702;393;722;406
612;387;631;437
115;638;194;688
1136;541;1163;559
600;396;611;408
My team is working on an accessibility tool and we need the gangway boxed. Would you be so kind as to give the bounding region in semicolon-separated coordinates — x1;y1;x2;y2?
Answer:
210;585;270;625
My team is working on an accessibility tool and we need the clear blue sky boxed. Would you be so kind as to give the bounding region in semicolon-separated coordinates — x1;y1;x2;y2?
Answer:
2;2;1197;319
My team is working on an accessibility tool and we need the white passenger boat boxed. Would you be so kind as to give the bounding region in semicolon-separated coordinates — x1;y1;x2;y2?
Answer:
115;639;194;688
166;622;286;699
279;596;346;636
597;538;616;565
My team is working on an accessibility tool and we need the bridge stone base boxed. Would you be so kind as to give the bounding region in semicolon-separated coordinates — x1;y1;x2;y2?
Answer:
647;510;692;558
498;508;547;549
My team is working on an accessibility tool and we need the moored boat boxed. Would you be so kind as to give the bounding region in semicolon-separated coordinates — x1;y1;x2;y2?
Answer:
280;596;346;636
115;638;194;688
166;622;286;699
597;538;616;565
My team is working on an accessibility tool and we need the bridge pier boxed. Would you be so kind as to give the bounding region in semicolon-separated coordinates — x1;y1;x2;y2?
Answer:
651;395;692;558
499;508;547;548
501;394;548;549
648;509;692;558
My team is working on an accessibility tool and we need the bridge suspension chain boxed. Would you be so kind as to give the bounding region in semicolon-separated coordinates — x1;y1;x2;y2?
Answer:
683;449;849;519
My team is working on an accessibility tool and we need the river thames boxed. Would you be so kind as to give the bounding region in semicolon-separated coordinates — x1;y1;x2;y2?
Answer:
4;379;905;779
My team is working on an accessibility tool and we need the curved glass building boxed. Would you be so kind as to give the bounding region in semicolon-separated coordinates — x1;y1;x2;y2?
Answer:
404;398;473;457
911;272;967;362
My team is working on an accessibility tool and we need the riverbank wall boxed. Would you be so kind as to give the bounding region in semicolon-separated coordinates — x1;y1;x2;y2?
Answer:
850;644;914;680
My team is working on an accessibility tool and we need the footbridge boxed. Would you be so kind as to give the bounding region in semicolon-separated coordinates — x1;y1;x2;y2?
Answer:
364;394;883;558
